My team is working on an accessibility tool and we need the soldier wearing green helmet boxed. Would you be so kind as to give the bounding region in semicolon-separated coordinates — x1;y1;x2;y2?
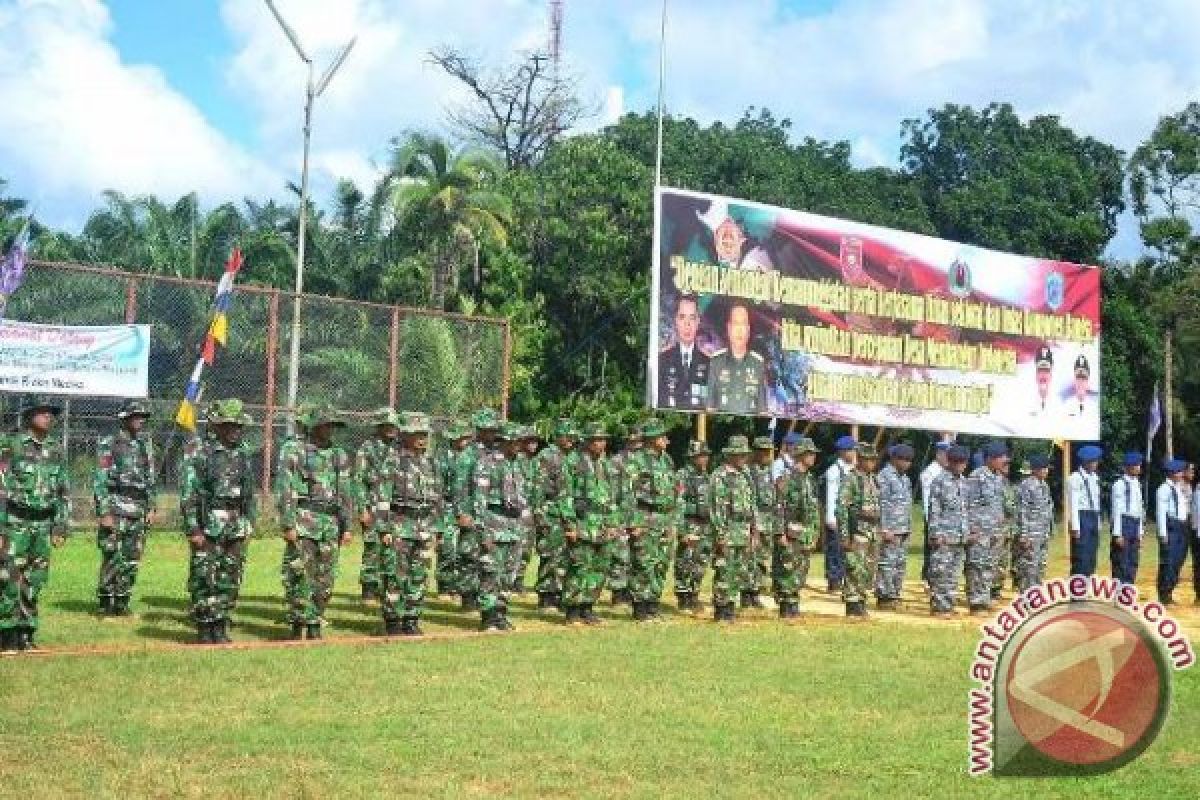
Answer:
353;407;401;603
435;419;474;597
626;418;678;621
470;422;532;631
533;418;578;609
674;439;713;612
560;421;618;625
775;437;821;617
836;442;882;618
515;425;543;592
456;409;502;611
607;424;642;605
745;435;777;609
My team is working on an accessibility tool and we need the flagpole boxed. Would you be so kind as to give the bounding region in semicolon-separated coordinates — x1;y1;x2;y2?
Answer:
654;0;668;190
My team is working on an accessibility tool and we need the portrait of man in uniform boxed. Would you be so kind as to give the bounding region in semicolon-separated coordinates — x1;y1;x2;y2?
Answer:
657;293;710;410
706;301;767;415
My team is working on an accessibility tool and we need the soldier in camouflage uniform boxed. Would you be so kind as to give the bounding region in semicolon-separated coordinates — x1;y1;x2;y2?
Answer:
277;404;354;640
710;435;756;623
515;426;542;593
1013;454;1054;592
561;422;618;625
874;443;914;611
836;443;881;618
927;445;971;618
994;475;1018;599
354;408;399;603
745;436;777;609
436;420;473;597
471;423;532;631
675;440;712;612
774;436;820;617
179;399;256;644
607;425;642;605
626;419;677;621
534;419;576;610
0;398;69;653
93;400;156;616
376;412;443;636
966;441;1009;614
455;409;501;611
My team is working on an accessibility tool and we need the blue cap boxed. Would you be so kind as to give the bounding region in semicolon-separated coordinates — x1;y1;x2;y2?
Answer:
983;441;1009;459
971;452;985;469
934;442;952;452
948;445;970;462
889;443;915;460
782;432;802;445
1028;453;1051;470
1076;445;1103;462
1165;459;1186;475
1123;452;1144;467
835;435;858;452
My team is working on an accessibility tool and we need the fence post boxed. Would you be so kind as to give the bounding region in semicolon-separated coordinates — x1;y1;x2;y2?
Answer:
501;319;512;419
124;277;137;323
263;290;280;499
388;306;400;408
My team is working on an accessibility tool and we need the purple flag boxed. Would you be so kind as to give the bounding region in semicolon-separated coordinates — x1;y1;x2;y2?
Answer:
1147;382;1162;462
0;220;31;316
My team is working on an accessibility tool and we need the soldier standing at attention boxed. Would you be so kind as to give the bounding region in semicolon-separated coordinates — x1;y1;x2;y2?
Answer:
471;424;532;631
627;418;677;622
607;425;642;605
0;398;69;654
919;442;950;586
354;408;400;603
179;399;256;645
1110;452;1145;585
456;410;500;611
675;440;713;613
1156;460;1190;605
277;404;354;640
966;441;1009;614
745;436;777;609
774;436;820;617
1013;455;1054;592
1068;445;1104;576
515;426;543;593
874;443;914;611
837;443;881;618
93;400;156;617
560;422;618;626
927;445;971;618
436;420;473;600
709;435;756;623
771;432;802;483
377;412;442;636
533;419;576;611
823;436;857;591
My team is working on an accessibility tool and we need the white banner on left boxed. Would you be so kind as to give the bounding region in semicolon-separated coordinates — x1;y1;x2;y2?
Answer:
0;321;151;398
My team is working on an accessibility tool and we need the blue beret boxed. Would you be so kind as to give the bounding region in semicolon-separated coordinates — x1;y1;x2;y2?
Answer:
889;443;915;460
948;445;970;462
934;442;952;452
1123;452;1144;467
1165;459;1186;475
1076;445;1103;462
971;452;985;469
984;441;1009;459
835;435;858;451
782;432;802;445
1028;453;1051;470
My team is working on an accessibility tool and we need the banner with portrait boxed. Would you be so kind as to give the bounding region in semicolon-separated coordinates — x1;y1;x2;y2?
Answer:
648;187;1101;440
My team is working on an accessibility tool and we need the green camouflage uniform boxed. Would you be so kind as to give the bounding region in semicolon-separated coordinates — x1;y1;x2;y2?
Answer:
606;434;641;601
471;426;532;629
561;426;618;621
353;411;398;600
378;414;443;633
627;422;678;615
836;450;881;609
0;412;70;641
775;441;820;612
277;407;353;633
747;440;778;600
709;436;756;619
516;434;542;590
93;406;156;612
533;421;575;604
436;422;474;596
180;400;256;635
456;409;500;608
674;441;713;606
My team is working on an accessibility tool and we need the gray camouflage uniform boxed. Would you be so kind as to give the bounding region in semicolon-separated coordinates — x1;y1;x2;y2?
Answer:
874;463;912;602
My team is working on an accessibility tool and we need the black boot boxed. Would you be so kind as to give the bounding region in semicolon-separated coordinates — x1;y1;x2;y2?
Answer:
361;585;378;603
991;587;1003;601
495;611;514;631
289;622;306;640
537;592;554;610
632;601;647;621
114;597;131;616
197;622;215;644
400;618;423;636
384;617;402;636
648;600;662;619
306;623;323;640
581;604;602;625
564;606;581;625
723;604;738;623
0;629;16;655
215;620;232;644
461;593;480;611
98;596;112;616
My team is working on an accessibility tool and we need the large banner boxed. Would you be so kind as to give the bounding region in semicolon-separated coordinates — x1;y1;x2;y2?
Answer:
649;187;1101;439
0;321;151;398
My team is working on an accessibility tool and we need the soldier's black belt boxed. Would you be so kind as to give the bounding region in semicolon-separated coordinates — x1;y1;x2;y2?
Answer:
298;499;340;515
487;505;523;519
8;504;55;522
637;501;671;512
392;503;434;516
109;486;149;500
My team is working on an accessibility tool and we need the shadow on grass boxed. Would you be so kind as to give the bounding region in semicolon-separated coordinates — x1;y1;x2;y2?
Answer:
51;598;103;615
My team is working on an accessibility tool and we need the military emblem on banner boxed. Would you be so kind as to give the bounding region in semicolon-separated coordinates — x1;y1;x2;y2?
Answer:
1045;271;1065;311
840;236;864;282
714;217;746;265
948;257;972;297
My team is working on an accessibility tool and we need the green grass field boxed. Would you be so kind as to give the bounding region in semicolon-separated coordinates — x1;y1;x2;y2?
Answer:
1;533;1197;798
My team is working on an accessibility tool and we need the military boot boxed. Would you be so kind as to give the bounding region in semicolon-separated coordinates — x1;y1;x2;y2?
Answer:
400;618;423;636
214;621;232;644
98;596;113;616
289;622;306;640
384;617;403;636
537;592;555;610
306;623;323;640
632;601;649;622
581;604;603;625
0;629;16;655
648;600;662;619
361;585;379;603
564;606;582;626
461;593;480;611
495;612;514;632
196;623;215;645
113;597;132;616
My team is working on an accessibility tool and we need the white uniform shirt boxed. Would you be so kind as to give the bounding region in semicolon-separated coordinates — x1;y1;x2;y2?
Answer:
771;454;794;483
1156;480;1188;541
824;459;852;529
920;460;945;520
1067;469;1102;532
1110;474;1143;539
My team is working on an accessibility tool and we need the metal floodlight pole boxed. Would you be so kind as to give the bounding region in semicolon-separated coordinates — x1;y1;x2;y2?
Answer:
264;0;355;432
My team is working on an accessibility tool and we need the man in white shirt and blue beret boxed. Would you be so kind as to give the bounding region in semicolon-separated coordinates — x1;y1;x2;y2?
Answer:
1067;445;1103;576
1110;452;1144;585
1156;459;1191;605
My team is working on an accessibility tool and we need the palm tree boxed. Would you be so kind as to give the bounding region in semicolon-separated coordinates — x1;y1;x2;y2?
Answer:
385;133;511;309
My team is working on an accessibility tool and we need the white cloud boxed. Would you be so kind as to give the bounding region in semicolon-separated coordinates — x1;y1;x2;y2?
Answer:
0;0;279;230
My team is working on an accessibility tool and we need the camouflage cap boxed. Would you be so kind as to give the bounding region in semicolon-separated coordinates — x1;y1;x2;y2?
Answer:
640;418;668;438
496;422;523;441
622;424;643;441
794;436;819;455
518;424;541;440
117;400;151;419
723;435;751;455
553;418;579;438
472;408;501;431
752;435;774;451
21;395;62;416
856;443;879;460
399;411;432;435
298;403;345;429
441;419;473;440
371;407;401;427
580;421;609;439
210;398;253;426
686;439;711;457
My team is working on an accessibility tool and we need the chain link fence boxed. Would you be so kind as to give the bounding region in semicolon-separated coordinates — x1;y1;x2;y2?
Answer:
2;260;510;527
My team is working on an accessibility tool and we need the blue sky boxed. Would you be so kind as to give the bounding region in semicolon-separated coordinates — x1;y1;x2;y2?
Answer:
4;0;1200;260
